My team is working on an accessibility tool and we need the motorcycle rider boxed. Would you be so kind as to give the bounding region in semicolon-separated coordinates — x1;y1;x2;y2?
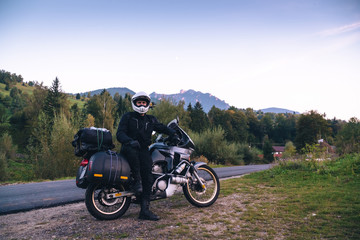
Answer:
116;91;177;221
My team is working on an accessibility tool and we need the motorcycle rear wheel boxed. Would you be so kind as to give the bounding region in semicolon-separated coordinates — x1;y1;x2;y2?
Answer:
183;165;220;207
85;182;131;220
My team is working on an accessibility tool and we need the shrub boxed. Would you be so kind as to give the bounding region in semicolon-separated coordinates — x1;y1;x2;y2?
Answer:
189;127;265;165
335;117;360;155
237;143;262;165
0;132;17;159
0;153;8;181
30;113;78;179
49;113;78;178
282;141;297;159
190;127;240;165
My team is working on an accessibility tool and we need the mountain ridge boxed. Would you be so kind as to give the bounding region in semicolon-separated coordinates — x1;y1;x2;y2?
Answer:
150;89;230;112
260;107;300;114
78;87;135;97
75;87;299;114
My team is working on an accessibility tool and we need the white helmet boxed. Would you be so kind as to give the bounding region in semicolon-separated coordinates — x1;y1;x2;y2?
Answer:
131;91;151;114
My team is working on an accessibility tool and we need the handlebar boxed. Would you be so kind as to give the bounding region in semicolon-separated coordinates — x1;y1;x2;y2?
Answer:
156;134;181;146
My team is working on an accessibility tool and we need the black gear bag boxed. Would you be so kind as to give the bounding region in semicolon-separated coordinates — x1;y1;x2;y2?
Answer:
72;127;115;157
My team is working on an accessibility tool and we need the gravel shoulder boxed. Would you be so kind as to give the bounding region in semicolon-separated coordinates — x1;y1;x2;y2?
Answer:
0;179;285;240
0;196;225;240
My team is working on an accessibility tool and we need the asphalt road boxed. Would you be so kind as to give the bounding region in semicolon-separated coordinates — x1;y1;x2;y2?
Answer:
0;164;271;215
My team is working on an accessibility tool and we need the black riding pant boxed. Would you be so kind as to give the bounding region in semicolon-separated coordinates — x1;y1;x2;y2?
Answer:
121;146;153;201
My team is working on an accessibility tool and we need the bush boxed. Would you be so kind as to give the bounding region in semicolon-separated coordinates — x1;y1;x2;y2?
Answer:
6;159;35;181
190;127;241;165
0;132;17;159
262;136;274;163
238;144;262;165
282;141;297;159
274;153;360;177
190;127;262;165
219;142;243;165
48;113;78;178
0;153;8;181
30;113;78;180
335;117;360;155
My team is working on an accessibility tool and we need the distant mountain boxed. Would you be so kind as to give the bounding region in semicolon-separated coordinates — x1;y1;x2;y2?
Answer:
74;87;299;114
78;87;135;97
259;107;300;114
150;89;230;113
75;88;229;112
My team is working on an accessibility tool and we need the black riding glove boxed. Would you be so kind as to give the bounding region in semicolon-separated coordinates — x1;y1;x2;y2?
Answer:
170;134;181;145
128;140;141;149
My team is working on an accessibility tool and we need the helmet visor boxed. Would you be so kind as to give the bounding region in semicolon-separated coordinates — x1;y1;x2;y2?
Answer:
134;97;150;107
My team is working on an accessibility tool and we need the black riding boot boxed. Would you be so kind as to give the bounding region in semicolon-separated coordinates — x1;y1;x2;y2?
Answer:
132;173;143;195
139;199;160;221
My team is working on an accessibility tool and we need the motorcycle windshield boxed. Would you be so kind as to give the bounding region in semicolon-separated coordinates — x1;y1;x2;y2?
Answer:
167;119;195;150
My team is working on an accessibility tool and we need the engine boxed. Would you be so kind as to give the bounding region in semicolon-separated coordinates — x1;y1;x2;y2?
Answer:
157;179;167;191
152;164;164;174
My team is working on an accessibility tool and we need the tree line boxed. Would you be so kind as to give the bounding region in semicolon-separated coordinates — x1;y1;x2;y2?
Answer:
1;71;360;181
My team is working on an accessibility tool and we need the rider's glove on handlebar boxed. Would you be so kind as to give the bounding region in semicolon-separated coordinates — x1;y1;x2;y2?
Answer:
128;140;141;149
171;134;181;145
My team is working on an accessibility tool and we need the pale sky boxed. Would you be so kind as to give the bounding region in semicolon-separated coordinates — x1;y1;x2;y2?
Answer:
1;0;359;120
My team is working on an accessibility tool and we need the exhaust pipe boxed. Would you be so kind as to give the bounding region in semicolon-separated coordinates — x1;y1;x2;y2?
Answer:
170;176;188;184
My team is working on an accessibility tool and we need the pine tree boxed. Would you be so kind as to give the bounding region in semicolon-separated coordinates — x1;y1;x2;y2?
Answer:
43;77;63;124
263;135;274;163
189;102;209;133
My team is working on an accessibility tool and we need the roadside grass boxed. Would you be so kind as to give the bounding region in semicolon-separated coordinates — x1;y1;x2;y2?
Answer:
1;159;75;185
4;159;35;183
228;154;359;239
151;154;360;239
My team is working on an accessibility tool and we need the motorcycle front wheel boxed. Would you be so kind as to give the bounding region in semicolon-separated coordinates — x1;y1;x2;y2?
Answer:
183;165;220;207
85;182;131;220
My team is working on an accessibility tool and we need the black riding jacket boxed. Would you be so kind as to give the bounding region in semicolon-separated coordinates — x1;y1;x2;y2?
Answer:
116;112;175;149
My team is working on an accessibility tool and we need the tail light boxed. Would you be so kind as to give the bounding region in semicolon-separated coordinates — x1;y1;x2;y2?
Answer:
80;159;89;167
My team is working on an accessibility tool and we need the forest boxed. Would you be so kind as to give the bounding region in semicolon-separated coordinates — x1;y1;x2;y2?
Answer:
1;69;360;181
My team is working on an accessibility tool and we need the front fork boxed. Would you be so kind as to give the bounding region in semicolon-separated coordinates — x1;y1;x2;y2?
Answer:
189;162;207;190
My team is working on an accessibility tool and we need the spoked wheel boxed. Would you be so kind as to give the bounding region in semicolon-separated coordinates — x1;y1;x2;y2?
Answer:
183;165;220;207
85;182;131;220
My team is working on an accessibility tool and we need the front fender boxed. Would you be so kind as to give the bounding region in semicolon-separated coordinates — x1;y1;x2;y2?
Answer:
192;161;207;170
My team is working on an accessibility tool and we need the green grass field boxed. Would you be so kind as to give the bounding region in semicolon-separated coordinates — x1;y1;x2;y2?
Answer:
218;154;360;239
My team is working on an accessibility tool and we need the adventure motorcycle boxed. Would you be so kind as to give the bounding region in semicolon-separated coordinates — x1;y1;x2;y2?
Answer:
75;119;220;220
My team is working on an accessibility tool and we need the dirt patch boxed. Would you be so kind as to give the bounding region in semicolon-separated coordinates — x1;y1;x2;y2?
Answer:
0;183;286;240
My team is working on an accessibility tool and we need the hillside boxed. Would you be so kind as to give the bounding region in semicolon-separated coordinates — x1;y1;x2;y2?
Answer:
0;82;34;97
77;87;135;97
